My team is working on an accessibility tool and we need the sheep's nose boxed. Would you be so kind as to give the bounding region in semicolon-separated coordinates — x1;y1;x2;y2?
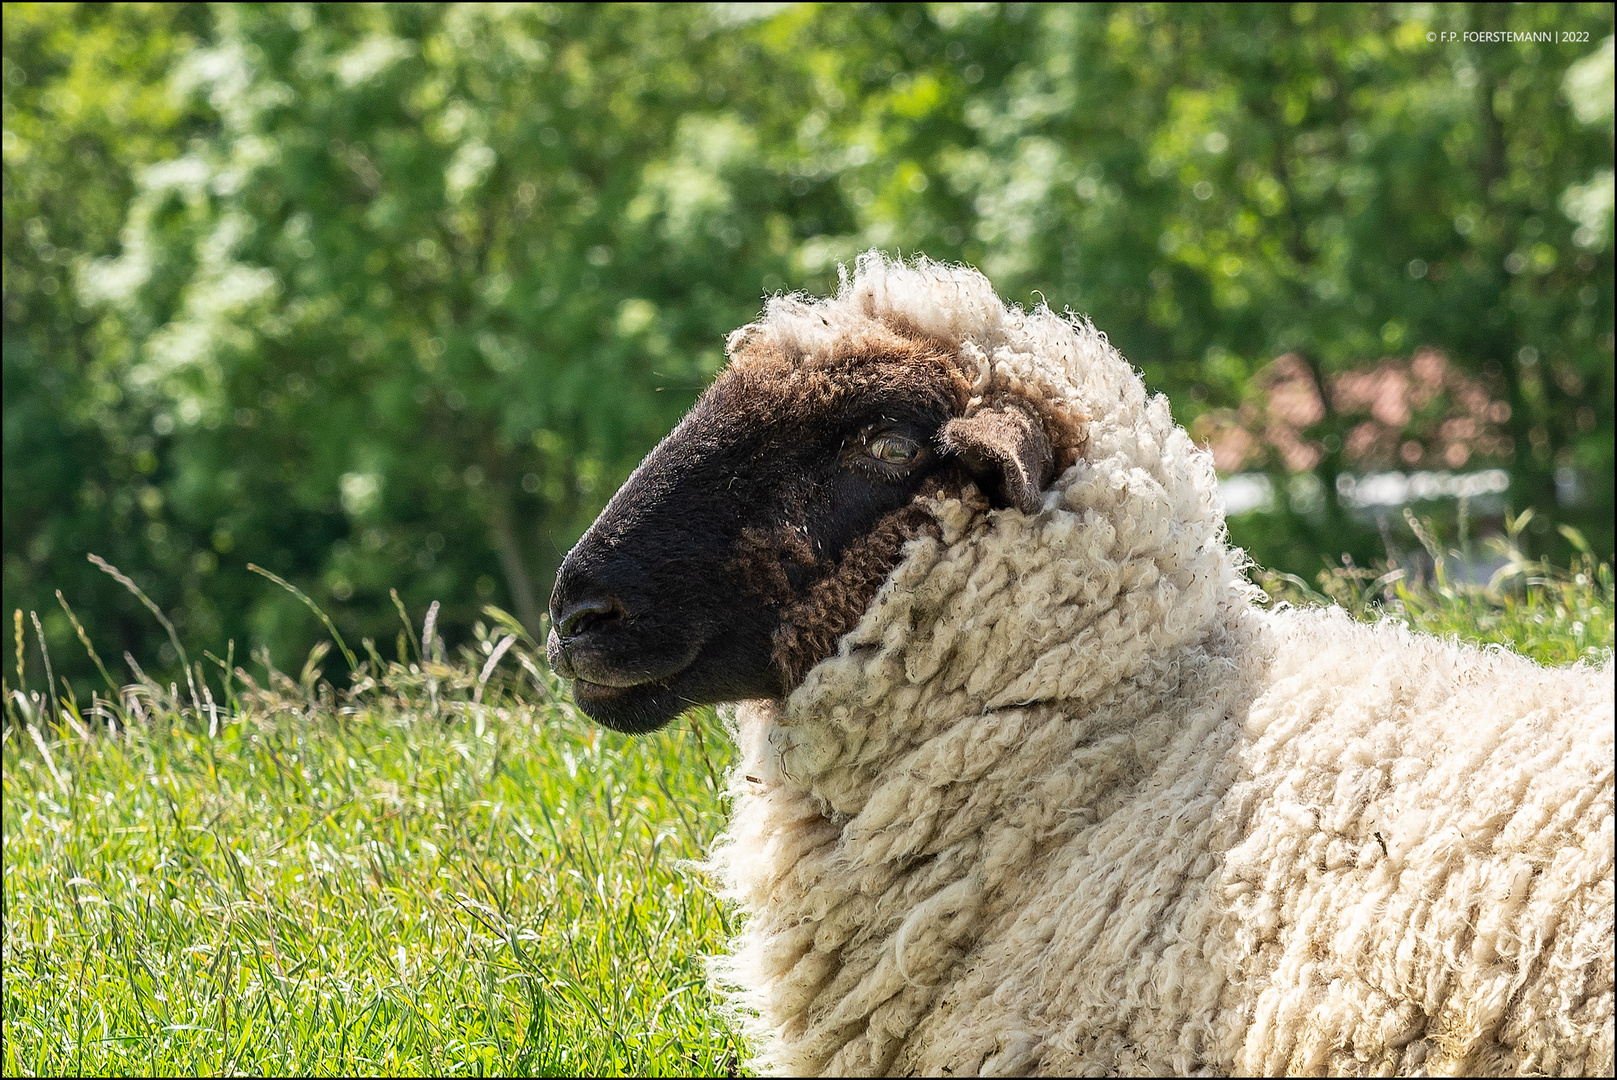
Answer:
554;595;620;639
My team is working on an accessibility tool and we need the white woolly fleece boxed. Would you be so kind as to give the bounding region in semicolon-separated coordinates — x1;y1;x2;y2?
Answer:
706;254;1615;1076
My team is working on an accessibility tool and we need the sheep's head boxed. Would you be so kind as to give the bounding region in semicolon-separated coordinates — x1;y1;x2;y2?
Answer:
548;321;1079;733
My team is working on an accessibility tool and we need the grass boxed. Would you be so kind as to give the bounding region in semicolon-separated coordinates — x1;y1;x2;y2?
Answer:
3;604;743;1076
3;533;1612;1076
1256;510;1614;666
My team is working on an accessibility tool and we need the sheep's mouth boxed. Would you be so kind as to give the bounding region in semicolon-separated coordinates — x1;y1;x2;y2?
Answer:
569;669;685;703
563;626;786;734
548;614;722;733
569;666;682;690
561;636;699;686
569;667;700;734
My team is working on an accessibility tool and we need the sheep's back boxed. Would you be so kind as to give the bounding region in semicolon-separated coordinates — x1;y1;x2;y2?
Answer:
1217;608;1615;1076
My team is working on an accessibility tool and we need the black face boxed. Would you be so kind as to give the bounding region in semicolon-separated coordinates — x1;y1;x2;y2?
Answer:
547;373;956;734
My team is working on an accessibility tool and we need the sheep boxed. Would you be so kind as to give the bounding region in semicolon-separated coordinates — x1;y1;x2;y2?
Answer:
546;253;1615;1076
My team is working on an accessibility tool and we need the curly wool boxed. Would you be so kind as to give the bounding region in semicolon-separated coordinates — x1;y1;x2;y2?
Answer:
706;255;1615;1076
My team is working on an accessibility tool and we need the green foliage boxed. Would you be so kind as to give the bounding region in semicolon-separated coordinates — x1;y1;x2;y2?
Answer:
5;3;1614;680
2;617;742;1076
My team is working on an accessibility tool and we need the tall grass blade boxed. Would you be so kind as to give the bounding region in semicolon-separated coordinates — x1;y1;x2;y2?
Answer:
299;640;333;696
1559;524;1592;554
25;721;68;795
89;554;201;714
29;612;60;733
361;636;387;676
202;672;219;738
391;589;420;663
421;601;440;661
56;590;122;697
203;642;239;713
474;635;517;705
122;653;162;703
14;609;28;697
483;604;539;649
247;563;358;673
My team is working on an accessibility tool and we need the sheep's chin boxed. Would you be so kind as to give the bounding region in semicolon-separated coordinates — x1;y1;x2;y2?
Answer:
569;674;696;734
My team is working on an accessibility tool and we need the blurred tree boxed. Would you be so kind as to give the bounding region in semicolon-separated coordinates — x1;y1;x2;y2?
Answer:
4;2;1612;682
3;2;215;673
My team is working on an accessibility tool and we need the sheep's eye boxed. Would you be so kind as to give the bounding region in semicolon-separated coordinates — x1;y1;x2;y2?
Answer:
867;433;922;465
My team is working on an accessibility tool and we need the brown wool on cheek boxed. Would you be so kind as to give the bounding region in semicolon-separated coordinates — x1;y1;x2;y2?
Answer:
724;317;1084;496
770;474;975;689
707;332;978;692
1035;393;1088;476
730;522;820;609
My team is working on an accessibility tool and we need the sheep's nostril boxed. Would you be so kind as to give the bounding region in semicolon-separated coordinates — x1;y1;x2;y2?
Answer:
556;596;621;639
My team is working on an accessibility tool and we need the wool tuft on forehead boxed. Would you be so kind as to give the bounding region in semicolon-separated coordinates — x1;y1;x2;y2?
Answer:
730;253;1114;478
732;253;1024;361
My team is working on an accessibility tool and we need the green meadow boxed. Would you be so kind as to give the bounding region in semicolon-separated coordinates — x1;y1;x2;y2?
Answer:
4;539;1611;1076
3;598;743;1077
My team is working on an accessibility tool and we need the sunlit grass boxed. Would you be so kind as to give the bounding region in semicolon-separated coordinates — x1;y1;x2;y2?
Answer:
1257;511;1614;667
4;532;1612;1076
3;604;742;1077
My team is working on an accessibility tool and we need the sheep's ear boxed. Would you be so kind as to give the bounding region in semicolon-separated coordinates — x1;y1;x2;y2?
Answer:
941;404;1053;515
